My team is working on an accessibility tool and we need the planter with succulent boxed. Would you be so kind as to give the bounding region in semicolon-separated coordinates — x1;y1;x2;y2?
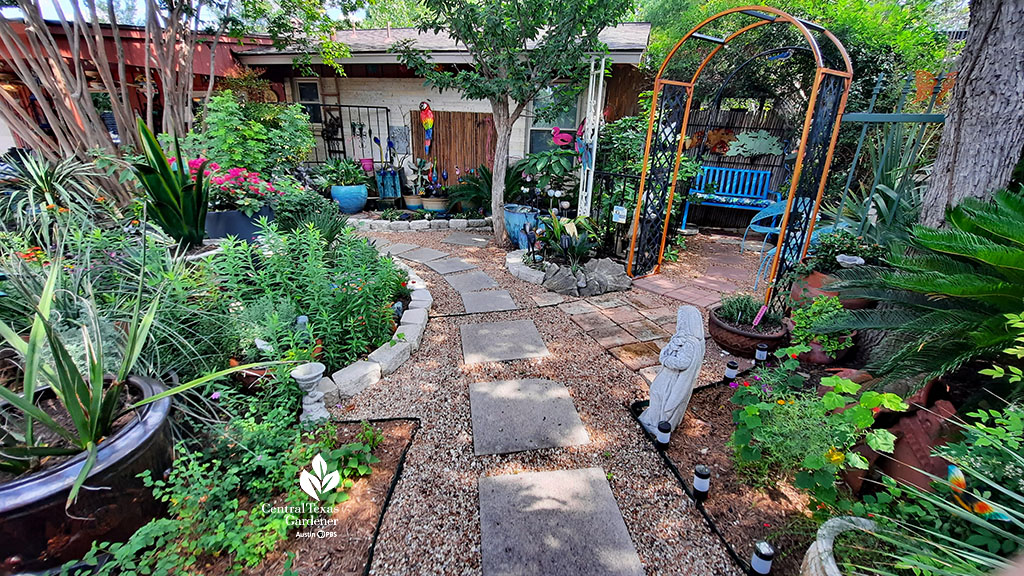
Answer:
318;158;369;214
790;230;885;309
0;263;259;572
786;295;856;364
708;293;787;357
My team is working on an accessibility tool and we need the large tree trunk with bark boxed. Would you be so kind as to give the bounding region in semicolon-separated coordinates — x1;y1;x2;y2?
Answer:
490;98;512;244
919;0;1024;226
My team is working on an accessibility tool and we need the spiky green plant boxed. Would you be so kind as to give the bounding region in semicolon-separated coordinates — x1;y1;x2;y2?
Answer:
446;163;527;211
821;188;1024;386
131;119;210;249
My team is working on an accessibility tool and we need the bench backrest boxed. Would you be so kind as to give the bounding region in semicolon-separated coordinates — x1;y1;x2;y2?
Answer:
690;166;773;199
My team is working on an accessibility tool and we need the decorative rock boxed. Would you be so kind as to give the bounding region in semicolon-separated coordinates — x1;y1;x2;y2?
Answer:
429;219;449;229
585;258;632;293
409;220;431;231
368;340;412;375
400;307;428;326
395;321;425;350
639;306;706;439
388;220;411;231
467;218;487;228
324;360;382;402
541;265;579;296
449;218;468;229
370;220;390;231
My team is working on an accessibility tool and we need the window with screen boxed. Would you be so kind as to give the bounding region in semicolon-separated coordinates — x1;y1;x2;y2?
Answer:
528;87;579;153
296;81;322;123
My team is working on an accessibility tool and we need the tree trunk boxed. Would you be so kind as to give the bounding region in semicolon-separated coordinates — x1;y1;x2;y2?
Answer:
919;0;1024;226
490;98;512;244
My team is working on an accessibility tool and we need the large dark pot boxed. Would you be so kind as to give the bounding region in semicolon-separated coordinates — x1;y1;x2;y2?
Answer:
205;205;274;241
707;306;788;358
790;271;874;310
0;377;173;573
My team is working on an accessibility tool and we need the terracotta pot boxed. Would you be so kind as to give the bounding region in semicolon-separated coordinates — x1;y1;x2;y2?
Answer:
790;270;873;310
707;306;788;358
784;319;856;365
0;377;172;573
421;197;447;212
229;357;270;390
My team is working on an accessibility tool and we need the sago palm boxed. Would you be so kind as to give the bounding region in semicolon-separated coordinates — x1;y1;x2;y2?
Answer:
822;188;1024;386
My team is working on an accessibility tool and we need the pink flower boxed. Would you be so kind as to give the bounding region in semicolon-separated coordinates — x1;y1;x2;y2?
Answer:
729;381;739;389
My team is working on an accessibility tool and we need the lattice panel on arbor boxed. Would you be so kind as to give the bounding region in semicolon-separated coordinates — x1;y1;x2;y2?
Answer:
628;81;691;277
766;73;849;313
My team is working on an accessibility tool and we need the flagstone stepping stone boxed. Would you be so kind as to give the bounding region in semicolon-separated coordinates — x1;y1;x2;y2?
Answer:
588;325;637;349
424;257;477;275
463;290;518;314
531;293;565;307
469;379;589;456
479;467;645;576
588;295;628;309
461;319;549;364
442;231;490;247
380;242;418;255
601;306;646;325
401;247;449;263
446;270;498;293
705;265;749;282
622;319;669;342
557;301;600;316
607;341;662;371
570;312;617;332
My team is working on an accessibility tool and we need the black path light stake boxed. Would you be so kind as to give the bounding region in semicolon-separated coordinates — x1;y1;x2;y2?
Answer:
751;540;775;574
725;360;739;379
692;464;710;504
755;343;768;363
655;421;672;449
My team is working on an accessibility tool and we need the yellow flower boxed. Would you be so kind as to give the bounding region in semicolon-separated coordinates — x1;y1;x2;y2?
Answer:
825;447;845;465
776;399;786;405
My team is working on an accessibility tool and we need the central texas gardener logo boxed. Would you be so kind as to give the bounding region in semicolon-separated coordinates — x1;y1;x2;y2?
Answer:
299;453;340;501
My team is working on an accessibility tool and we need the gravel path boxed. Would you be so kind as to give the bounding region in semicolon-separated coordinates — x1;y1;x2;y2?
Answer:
337;230;743;576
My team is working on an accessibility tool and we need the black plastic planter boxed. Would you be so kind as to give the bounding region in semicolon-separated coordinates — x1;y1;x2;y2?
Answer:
0;377;173;574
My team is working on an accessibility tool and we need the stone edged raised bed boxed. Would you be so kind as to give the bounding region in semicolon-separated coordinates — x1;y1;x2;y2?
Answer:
504;249;631;298
707;305;789;358
0;377;173;573
317;251;433;405
349;216;493;233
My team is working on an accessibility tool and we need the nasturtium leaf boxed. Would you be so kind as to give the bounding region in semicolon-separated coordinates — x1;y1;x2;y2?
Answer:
822;391;849;411
866;429;898;453
846;452;869;470
802;453;827;470
844;405;875;429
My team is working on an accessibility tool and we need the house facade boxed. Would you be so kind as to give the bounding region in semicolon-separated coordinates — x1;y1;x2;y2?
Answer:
234;24;651;173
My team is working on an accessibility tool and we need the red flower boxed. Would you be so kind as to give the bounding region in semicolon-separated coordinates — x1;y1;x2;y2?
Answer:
790;353;798;359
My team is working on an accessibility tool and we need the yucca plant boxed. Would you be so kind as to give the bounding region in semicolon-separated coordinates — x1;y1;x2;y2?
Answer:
821;188;1024;386
131;119;210;249
0;255;264;507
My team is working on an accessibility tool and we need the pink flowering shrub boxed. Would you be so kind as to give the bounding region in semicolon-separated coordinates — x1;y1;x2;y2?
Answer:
170;157;282;217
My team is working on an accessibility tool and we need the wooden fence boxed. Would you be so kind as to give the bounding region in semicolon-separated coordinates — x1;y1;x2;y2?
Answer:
409;110;497;180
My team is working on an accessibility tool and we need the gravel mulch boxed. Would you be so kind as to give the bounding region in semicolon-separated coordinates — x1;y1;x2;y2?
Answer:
337;229;743;576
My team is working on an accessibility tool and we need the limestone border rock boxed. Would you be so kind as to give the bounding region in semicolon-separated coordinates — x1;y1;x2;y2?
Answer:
348;217;492;233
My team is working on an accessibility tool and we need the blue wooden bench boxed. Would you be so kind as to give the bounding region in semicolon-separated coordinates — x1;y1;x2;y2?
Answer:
680;166;778;230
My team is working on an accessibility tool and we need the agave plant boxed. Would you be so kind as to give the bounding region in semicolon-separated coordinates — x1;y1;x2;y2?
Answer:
131;119;210;249
822;188;1024;386
0;256;264;507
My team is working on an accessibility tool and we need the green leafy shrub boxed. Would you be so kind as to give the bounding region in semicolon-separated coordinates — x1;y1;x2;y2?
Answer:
538;210;597;271
272;176;339;230
209;221;406;370
730;347;907;507
179;91;314;174
446;164;526;213
316;158;368;188
521;148;578;191
801;229;885;275
791;295;854;356
825;188;1024;384
715;293;781;330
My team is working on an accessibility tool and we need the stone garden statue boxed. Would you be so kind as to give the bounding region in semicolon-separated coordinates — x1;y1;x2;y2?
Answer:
639;305;706;441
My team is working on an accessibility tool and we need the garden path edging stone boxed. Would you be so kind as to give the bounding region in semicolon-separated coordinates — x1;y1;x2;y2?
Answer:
349;216;492;233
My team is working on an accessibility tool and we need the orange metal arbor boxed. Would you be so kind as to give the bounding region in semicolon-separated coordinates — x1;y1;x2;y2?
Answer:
625;6;852;310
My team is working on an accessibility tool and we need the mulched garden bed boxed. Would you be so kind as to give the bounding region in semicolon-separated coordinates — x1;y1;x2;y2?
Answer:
213;418;418;576
664;383;813;575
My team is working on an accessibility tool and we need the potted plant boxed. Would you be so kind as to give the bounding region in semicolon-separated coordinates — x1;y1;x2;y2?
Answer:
790;230;884;309
318;157;369;214
205;165;278;240
708;293;787;357
786;295;856;364
421;178;447;212
403;158;431;210
0;263;259;572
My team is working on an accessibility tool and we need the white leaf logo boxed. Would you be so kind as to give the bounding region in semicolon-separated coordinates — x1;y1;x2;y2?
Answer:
299;470;322;500
299;452;339;501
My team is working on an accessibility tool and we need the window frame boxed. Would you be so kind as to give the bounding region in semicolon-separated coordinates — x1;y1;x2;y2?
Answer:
528;86;582;154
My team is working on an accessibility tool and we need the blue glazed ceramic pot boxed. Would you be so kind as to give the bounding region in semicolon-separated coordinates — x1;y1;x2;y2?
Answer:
331;184;368;214
503;204;541;249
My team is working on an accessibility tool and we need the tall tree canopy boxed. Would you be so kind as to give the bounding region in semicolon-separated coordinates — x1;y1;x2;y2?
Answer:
395;0;631;242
